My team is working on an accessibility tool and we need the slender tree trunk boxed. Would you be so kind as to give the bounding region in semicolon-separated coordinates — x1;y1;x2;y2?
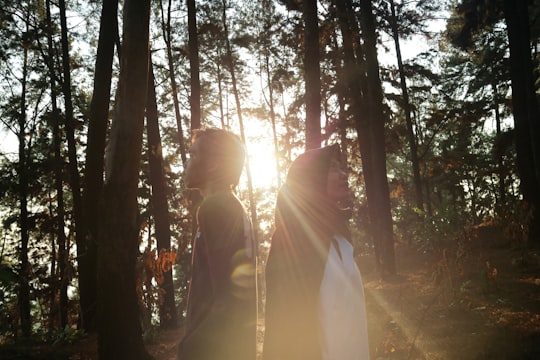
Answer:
390;0;423;211
217;61;226;128
261;0;282;187
44;0;69;328
265;53;282;188
221;0;259;243
303;0;321;149
97;0;153;357
187;0;201;130
335;0;376;270
492;80;505;210
82;0;118;333
186;0;204;245
329;27;350;163
48;194;57;331
160;0;187;165
146;59;177;329
503;0;540;244
18;33;31;338
57;0;78;329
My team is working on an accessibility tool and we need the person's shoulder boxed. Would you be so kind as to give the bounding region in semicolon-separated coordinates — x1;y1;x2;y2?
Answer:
199;192;244;215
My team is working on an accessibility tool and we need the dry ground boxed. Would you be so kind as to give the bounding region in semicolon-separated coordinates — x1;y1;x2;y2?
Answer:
3;227;540;359
361;232;540;360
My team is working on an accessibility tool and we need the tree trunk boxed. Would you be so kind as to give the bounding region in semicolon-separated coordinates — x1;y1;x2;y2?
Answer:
146;59;177;329
492;80;506;211
221;0;259;243
335;0;396;277
265;52;282;188
48;193;57;331
45;0;68;329
187;0;201;130
390;0;423;211
160;0;187;166
18;26;31;338
360;0;396;276
303;0;321;150
97;0;153;357
82;0;118;333
58;0;79;329
503;0;540;245
260;0;282;188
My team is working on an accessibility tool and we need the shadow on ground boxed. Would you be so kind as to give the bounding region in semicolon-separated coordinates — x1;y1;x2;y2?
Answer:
362;236;540;360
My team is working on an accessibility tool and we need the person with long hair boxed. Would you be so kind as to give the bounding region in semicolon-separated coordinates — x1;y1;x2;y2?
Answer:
263;144;369;360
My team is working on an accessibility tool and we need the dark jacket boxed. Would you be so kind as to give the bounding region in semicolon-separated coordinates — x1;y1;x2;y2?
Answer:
263;145;348;360
178;192;257;360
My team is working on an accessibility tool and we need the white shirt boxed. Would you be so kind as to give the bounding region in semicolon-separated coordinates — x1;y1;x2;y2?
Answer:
318;235;370;360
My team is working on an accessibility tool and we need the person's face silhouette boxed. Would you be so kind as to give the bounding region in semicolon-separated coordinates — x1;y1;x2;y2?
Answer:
184;138;208;189
326;158;349;204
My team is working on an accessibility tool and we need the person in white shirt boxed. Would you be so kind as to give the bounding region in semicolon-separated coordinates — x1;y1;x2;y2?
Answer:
263;144;369;360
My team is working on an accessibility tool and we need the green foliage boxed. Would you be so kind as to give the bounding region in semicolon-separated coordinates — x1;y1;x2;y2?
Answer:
52;325;86;345
0;261;17;287
0;260;18;341
395;206;466;252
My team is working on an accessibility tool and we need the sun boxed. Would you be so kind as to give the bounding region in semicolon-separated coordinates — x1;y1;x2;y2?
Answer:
248;143;277;188
244;134;280;190
229;118;281;191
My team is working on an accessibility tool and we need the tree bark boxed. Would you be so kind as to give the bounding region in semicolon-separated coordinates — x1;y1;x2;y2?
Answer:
187;0;201;130
335;0;396;276
146;59;177;329
18;20;31;338
503;0;540;245
58;0;82;329
359;0;396;276
390;0;423;211
45;0;68;328
262;0;282;187
303;0;321;150
81;0;118;333
97;0;153;357
221;0;259;243
160;0;187;166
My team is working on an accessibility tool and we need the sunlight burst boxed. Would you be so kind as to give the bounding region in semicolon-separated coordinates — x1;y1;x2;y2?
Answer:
245;134;280;190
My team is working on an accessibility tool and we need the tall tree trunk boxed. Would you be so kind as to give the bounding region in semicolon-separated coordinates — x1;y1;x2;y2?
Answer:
303;0;321;150
329;26;350;163
335;0;390;276
18;25;31;338
503;0;540;245
390;0;423;211
261;0;282;187
160;0;187;166
216;60;226;128
47;193;58;331
221;0;259;243
82;0;118;333
146;59;177;329
359;0;396;276
97;0;153;357
45;0;68;328
187;0;201;130
492;80;505;211
264;52;282;188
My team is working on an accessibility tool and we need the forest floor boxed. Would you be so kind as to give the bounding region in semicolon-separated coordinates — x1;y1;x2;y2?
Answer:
2;224;540;359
